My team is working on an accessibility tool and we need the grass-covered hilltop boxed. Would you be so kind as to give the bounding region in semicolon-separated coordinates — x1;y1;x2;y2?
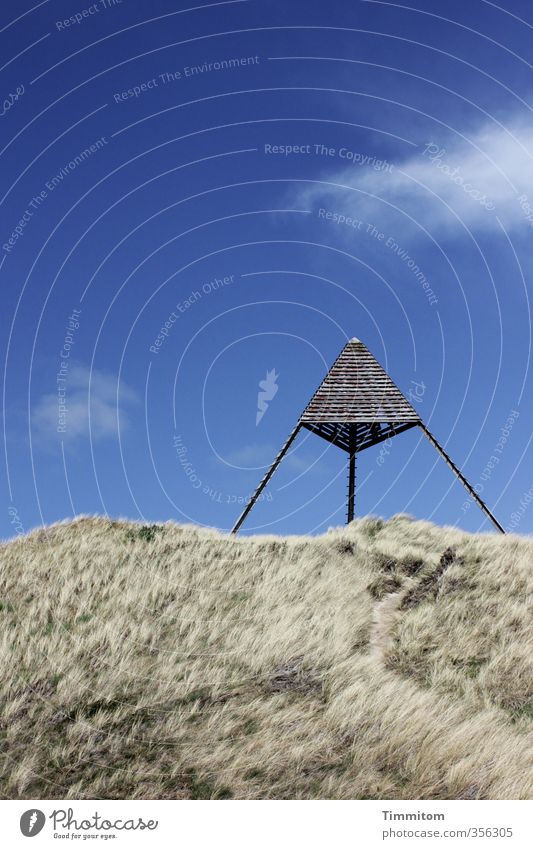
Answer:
0;515;532;800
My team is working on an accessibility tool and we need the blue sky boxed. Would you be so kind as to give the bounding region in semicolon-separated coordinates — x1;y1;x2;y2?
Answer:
1;0;533;538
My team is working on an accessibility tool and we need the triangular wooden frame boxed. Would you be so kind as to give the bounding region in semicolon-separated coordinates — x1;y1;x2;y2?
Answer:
231;339;505;534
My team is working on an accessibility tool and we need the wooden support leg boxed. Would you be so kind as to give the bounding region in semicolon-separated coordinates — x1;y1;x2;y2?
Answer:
231;424;302;534
419;424;505;534
347;425;357;524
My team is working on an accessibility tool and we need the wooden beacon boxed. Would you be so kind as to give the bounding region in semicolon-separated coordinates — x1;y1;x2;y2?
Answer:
231;338;505;534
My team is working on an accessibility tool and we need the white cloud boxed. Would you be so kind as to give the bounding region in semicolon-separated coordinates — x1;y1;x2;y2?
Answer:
297;120;533;236
222;442;325;474
33;363;139;443
223;443;277;466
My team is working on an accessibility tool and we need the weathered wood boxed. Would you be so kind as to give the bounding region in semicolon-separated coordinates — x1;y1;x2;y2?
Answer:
347;425;357;523
301;339;420;423
231;338;505;534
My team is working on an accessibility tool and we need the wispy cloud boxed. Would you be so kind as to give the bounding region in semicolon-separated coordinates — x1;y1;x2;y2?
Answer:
296;120;533;236
222;442;325;474
32;364;139;444
224;443;277;466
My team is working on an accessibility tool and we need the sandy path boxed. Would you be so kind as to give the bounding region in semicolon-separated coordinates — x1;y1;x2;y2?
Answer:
369;578;417;660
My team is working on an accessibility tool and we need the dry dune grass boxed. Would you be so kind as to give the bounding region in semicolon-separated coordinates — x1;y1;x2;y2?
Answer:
0;514;531;800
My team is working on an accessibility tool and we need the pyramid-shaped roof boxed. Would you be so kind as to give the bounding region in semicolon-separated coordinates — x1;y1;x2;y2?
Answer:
300;338;420;424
